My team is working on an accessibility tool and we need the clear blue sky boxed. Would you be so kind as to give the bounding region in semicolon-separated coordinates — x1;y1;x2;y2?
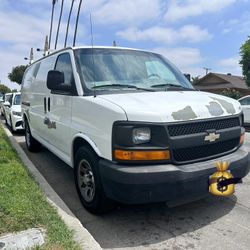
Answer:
0;0;250;89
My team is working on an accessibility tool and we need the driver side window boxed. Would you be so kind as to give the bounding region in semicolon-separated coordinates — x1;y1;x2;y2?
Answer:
55;53;75;86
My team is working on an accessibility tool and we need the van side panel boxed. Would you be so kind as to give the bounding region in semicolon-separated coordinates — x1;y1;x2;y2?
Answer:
71;96;127;161
22;55;57;140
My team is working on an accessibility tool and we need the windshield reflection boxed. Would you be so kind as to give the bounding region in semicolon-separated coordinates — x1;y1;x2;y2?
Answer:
75;48;194;93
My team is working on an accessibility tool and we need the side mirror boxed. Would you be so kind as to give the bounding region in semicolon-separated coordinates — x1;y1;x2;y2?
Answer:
184;73;191;82
47;70;71;92
3;101;10;107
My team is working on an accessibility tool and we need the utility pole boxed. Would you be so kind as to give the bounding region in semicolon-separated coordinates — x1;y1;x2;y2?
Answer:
37;35;49;56
203;67;211;75
30;48;34;64
44;35;49;56
24;48;34;65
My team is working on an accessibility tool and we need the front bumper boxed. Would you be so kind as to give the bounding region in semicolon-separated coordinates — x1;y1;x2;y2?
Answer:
11;115;23;131
99;146;250;204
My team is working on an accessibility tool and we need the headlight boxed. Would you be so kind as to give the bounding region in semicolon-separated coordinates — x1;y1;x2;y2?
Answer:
132;127;151;144
112;122;170;162
12;111;21;116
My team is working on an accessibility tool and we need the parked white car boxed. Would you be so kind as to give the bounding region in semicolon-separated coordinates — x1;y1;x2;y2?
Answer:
0;93;4;115
238;95;250;124
21;46;249;213
4;92;23;132
1;93;12;117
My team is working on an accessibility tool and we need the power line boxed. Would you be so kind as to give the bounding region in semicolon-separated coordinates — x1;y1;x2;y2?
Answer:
64;0;75;48
55;0;64;50
48;0;58;50
73;0;83;47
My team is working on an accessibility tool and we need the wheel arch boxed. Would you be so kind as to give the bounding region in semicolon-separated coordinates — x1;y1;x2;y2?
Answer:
71;134;102;167
22;112;28;123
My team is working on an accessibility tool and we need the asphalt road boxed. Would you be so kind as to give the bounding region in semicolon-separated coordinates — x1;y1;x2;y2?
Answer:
2;118;250;250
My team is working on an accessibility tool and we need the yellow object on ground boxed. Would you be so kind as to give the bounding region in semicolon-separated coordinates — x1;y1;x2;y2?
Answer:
209;161;235;196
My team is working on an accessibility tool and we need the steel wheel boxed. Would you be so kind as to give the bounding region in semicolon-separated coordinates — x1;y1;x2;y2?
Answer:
78;159;96;202
74;146;114;213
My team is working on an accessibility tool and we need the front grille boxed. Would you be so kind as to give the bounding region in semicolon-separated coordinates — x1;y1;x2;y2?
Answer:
168;117;240;137
173;138;239;163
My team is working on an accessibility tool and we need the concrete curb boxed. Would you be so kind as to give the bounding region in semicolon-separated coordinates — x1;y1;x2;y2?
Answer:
1;123;102;250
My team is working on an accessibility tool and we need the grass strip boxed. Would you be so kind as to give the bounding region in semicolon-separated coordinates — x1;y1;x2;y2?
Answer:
0;125;81;250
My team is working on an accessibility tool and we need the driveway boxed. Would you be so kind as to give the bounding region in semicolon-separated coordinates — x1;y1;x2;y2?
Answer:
3;118;250;250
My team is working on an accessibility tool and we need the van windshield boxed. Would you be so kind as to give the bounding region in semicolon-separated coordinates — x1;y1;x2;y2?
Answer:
75;48;194;93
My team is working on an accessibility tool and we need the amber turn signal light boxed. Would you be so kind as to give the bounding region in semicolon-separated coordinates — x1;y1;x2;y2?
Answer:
114;149;170;161
240;133;245;145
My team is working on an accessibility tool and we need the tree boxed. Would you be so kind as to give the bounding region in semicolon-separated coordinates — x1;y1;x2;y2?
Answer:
191;76;200;85
240;36;250;87
8;65;28;85
0;84;11;94
12;89;18;93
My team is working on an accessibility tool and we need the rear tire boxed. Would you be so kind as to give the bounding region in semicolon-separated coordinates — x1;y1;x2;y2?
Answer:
74;146;114;214
24;119;41;152
4;114;7;125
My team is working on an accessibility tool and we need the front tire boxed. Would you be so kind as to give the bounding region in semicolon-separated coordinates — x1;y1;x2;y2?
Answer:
24;119;41;152
74;146;114;214
9;116;14;133
4;113;7;124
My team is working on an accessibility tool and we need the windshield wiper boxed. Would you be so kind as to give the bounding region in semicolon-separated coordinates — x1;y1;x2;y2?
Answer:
92;84;154;92
150;83;193;90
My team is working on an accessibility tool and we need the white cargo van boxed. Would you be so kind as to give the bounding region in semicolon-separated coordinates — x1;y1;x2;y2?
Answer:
21;46;250;213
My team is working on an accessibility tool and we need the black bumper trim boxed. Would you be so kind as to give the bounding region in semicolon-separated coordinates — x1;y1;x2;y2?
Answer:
99;146;250;204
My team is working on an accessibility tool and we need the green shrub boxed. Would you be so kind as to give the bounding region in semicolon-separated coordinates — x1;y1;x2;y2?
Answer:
220;89;242;100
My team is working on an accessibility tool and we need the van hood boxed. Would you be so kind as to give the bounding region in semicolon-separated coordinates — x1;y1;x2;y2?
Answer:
99;91;242;122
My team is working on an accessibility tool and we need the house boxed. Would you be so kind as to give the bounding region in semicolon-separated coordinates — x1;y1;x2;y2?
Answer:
194;72;250;96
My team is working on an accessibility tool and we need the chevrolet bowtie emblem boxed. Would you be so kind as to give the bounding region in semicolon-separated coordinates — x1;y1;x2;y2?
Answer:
205;132;220;142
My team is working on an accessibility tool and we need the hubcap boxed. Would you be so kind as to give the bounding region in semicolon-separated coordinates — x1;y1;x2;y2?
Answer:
78;159;95;202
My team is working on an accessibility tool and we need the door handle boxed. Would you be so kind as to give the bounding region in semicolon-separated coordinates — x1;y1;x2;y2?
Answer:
44;97;46;113
48;97;50;112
